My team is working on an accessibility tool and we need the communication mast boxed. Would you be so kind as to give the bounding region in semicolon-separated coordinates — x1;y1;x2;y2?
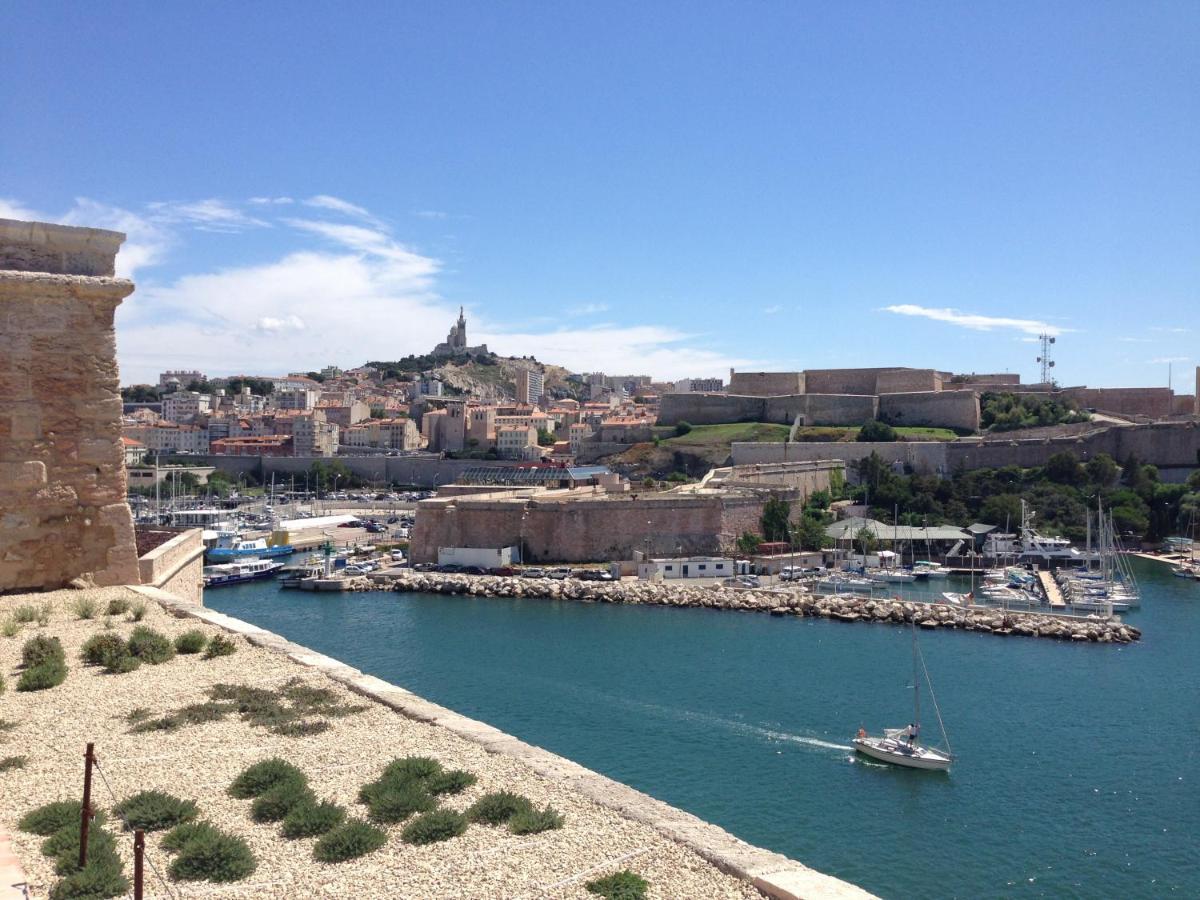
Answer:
1036;333;1056;385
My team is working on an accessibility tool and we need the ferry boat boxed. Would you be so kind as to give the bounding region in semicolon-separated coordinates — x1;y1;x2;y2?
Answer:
203;558;286;588
206;536;295;562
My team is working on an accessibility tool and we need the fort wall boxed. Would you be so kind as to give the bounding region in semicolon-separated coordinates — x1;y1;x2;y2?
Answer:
727;370;804;396
878;390;981;431
0;219;141;592
731;441;949;477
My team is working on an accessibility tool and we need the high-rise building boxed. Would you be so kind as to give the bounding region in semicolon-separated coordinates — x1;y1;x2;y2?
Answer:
516;368;545;404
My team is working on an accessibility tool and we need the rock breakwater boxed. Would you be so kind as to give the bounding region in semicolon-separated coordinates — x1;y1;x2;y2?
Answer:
380;573;1141;644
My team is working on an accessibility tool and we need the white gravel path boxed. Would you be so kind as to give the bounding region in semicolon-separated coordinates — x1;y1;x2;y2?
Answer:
0;587;763;899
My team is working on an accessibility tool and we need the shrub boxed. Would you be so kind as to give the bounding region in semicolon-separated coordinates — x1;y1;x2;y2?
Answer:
204;634;237;658
128;599;147;622
427;769;477;796
281;800;345;839
127;626;175;664
20;801;97;836
104;653;140;674
312;819;387;863
168;829;256;882
80;633;129;667
22;634;64;669
229;758;307;799
0;755;28;771
18;658;67;692
125;707;152;724
105;598;130;616
402;808;468;845
366;783;435;824
13;605;39;624
70;596;98;620
174;630;208;654
1;618;18;638
508;804;564;835
250;781;316;823
272;719;330;737
0;672;4;695
37;603;51;627
47;824;118;874
674;421;693;437
112;790;197;832
586;870;649;899
467;791;534;826
382;755;443;783
49;856;129;900
162;820;222;852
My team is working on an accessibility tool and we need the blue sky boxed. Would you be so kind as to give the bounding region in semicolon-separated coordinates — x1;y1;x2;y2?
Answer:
2;1;1196;388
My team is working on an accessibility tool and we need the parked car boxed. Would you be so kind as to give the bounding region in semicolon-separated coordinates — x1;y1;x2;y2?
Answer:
723;575;760;588
520;567;546;578
413;562;437;572
364;523;385;533
577;569;614;581
489;566;516;576
342;565;367;576
547;567;571;580
337;520;362;528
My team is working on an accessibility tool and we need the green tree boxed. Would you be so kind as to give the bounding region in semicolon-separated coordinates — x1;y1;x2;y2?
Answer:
736;532;763;554
536;429;556;447
804;489;831;511
853;526;878;556
857;419;897;442
760;497;792;542
1044;452;1084;485
121;384;160;402
674;421;693;437
794;512;831;551
1084;453;1118;487
980;494;1023;528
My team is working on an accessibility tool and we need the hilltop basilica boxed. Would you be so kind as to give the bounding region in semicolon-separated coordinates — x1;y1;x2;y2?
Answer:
431;306;489;357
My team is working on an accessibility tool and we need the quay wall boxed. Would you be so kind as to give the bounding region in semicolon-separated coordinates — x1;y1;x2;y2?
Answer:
0;219;141;592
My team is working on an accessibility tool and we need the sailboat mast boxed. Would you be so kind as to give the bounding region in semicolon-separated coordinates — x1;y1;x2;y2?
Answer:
912;621;921;729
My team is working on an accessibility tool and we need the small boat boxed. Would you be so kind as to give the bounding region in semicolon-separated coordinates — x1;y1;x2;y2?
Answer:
853;621;954;772
206;537;295;562
941;591;971;606
911;561;951;579
869;569;917;584
203;557;286;588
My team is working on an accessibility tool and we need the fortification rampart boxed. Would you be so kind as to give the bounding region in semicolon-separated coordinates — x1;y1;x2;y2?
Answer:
727;370;805;396
731;442;949;477
879;390;980;431
0;219;140;592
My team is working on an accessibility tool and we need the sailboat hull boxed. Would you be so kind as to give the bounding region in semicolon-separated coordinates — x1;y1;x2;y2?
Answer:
853;737;952;771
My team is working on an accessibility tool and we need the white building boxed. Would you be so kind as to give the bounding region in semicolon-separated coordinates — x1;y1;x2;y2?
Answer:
162;390;212;423
496;425;539;460
158;370;204;390
293;413;339;457
275;388;318;411
437;546;518;569
638;557;736;580
516;368;545;404
122;423;210;455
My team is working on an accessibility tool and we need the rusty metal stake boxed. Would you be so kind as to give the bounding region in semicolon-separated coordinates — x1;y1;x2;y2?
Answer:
79;742;95;870
134;829;145;900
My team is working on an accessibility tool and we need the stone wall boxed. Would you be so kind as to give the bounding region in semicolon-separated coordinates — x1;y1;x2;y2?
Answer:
0;219;140;592
660;392;879;427
1062;387;1175;418
727;371;805;396
137;528;204;605
878;390;981;431
659;392;765;426
875;368;943;394
731;441;950;478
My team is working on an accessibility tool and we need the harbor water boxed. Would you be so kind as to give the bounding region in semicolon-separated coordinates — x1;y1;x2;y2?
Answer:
206;559;1197;898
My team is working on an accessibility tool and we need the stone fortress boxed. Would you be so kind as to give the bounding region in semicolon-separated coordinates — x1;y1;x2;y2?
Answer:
0;218;142;592
659;366;1199;433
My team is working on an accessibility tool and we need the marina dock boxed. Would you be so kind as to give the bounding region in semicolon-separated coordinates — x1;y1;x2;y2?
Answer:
1037;570;1066;609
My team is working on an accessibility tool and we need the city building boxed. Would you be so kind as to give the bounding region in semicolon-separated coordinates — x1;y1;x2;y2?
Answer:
675;377;724;393
162;390;212;423
157;369;204;391
292;412;339;457
276;387;319;410
210;435;294;457
496;424;540;459
515;368;545;404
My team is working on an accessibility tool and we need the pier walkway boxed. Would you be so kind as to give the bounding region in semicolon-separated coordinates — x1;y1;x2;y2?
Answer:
1038;570;1066;609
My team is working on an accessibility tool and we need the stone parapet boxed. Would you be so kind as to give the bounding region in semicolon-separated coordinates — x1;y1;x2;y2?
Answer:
0;218;125;276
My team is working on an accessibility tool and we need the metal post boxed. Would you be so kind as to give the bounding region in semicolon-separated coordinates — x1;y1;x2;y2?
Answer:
79;743;95;870
134;830;145;900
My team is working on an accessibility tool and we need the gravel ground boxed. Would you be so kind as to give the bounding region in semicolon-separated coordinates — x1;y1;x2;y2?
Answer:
0;587;762;899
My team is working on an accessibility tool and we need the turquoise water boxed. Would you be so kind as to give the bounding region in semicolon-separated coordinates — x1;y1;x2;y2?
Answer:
206;561;1198;898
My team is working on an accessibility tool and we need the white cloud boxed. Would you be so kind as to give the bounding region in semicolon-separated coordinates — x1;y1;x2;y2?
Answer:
1118;337;1153;343
763;305;783;315
0;197;41;220
303;194;381;227
413;209;448;219
1149;356;1190;364
249;196;294;205
255;315;307;333
1150;326;1191;334
568;303;610;316
147;198;269;231
882;304;1069;337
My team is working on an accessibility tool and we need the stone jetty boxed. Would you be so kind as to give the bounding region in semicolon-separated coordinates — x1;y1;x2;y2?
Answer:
379;573;1141;644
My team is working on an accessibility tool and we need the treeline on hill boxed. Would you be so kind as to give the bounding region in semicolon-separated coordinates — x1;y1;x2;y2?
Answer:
121;377;278;400
854;451;1200;544
367;351;497;381
980;391;1090;431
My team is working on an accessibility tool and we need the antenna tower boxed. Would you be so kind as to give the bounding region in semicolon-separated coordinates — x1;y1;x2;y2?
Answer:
1036;333;1056;385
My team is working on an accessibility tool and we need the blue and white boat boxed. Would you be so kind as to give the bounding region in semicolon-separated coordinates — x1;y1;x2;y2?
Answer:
203;557;286;588
206;537;294;562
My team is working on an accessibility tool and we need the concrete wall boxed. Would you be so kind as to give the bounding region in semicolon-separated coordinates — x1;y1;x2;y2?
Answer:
137;528;204;605
727;371;805;396
879;390;980;431
0;219;141;592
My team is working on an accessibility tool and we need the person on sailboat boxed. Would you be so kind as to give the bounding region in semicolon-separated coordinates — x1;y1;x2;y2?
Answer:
905;723;919;746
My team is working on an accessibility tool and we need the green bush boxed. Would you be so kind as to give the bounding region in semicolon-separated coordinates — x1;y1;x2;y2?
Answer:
508;804;564;835
18;658;67;692
80;633;130;668
104;653;140;674
19;801;97;836
427;769;477;796
467;791;534;826
0;755;28;771
168;829;256;882
0;672;4;695
13;604;40;624
2;618;19;638
127;626;175;664
105;598;131;616
70;596;98;620
250;781;316;823
37;603;51;627
312;819;387;863
22;634;64;668
162;820;222;852
204;634;237;658
49;856;128;900
382;756;443;783
272;719;330;737
281;800;346;838
585;870;649;899
402;808;468;845
674;421;693;437
47;824;118;875
229;758;307;799
112;790;197;832
366;783;435;824
128;599;147;622
174;629;208;654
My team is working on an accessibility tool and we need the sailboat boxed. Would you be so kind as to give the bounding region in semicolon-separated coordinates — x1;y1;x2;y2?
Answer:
853;621;954;771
